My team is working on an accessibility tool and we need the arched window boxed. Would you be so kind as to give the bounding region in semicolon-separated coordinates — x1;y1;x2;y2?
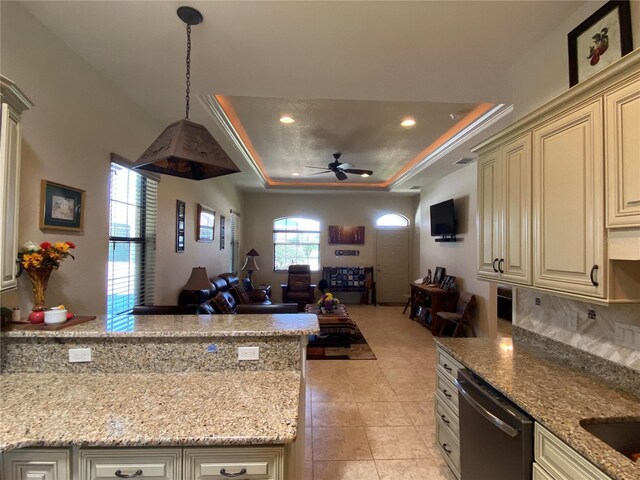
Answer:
273;217;321;271
376;214;409;227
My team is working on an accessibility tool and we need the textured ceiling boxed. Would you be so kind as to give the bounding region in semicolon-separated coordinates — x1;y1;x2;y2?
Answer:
18;1;584;191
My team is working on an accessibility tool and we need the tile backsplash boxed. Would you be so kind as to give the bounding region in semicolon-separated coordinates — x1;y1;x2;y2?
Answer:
515;288;640;371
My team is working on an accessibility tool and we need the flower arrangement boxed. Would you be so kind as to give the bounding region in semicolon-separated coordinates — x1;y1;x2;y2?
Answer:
17;241;76;309
317;292;339;312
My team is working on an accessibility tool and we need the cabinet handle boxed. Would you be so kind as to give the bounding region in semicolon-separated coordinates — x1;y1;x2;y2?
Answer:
440;414;450;424
442;389;452;399
443;363;452;372
115;470;143;479
498;258;504;273
492;258;499;272
442;443;452;454
220;468;247;478
590;265;599;287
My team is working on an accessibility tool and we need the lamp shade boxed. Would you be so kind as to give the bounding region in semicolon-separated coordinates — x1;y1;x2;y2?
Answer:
183;267;213;290
245;248;260;257
241;256;260;272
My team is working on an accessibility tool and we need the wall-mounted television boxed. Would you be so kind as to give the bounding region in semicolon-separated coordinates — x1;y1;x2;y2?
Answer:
430;199;457;241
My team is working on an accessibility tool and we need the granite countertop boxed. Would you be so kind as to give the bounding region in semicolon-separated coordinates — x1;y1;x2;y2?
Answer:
435;337;640;480
1;313;319;338
0;370;301;452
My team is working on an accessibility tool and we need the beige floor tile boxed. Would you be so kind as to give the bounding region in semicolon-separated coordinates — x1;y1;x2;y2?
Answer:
312;427;373;461
375;459;451;480
305;461;314;480
381;367;431;385
306;401;312;427
313;460;380;480
305;428;313;462
311;383;355;403
375;355;413;370
402;401;435;426
391;383;435;402
312;402;363;427
356;402;413;426
415;424;438;450
350;382;399;402
365;426;431;460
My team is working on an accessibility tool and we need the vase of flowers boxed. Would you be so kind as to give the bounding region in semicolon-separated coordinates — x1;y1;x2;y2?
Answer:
317;292;339;313
18;241;76;310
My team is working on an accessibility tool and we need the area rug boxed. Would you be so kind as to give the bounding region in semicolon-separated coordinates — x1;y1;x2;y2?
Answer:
307;326;377;360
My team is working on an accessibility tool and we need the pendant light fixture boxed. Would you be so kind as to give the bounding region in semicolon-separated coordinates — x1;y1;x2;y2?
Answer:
133;6;240;180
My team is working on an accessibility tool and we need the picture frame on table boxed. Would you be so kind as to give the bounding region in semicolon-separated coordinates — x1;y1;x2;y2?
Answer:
568;0;633;87
441;275;457;292
433;266;445;287
196;204;215;242
40;180;85;232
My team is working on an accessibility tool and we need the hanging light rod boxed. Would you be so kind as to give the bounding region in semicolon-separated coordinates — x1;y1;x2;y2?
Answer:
133;6;240;181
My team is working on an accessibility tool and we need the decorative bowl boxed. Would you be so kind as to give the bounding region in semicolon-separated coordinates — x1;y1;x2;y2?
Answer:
44;309;67;325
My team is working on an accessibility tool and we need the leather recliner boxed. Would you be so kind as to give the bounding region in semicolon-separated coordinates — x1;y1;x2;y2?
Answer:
281;265;316;312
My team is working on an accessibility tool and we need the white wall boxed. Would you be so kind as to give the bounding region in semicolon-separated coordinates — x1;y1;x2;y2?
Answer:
0;2;242;314
419;164;492;337
242;192;418;303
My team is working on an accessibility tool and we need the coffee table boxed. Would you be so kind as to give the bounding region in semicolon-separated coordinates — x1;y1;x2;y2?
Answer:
305;304;357;347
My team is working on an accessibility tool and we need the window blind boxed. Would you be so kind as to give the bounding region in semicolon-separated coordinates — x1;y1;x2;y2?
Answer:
107;162;157;315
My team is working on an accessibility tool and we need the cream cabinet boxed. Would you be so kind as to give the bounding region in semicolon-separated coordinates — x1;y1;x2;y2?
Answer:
2;449;71;480
0;76;32;292
183;447;285;480
79;448;182;480
605;75;640;228
434;346;463;479
477;132;532;285
532;99;605;298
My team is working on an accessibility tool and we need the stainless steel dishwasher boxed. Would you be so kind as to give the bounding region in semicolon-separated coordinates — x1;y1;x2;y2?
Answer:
456;369;533;480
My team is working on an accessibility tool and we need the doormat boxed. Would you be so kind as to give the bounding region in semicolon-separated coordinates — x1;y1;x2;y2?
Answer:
307;328;376;360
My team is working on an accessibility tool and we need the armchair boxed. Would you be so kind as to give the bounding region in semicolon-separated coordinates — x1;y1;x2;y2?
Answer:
281;265;316;312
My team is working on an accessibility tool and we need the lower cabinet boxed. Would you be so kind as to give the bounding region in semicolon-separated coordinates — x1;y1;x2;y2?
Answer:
534;423;612;480
2;446;286;480
434;347;462;479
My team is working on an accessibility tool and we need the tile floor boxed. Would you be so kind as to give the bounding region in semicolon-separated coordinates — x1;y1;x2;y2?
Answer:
304;305;459;480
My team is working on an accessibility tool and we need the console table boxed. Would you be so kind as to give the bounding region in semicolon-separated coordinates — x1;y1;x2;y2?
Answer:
409;283;457;336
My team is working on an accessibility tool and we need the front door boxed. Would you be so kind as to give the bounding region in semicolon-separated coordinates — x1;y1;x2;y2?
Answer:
375;229;409;303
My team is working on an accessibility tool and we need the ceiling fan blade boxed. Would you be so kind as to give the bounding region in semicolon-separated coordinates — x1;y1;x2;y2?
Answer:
335;170;348;181
305;165;331;170
308;171;331;175
335;162;355;171
343;168;373;176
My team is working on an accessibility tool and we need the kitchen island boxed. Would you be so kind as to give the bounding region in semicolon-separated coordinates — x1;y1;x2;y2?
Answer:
434;329;640;480
1;313;319;479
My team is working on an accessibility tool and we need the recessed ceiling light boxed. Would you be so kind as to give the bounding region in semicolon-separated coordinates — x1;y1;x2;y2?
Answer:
360;173;370;178
291;172;300;176
400;118;416;127
280;116;295;124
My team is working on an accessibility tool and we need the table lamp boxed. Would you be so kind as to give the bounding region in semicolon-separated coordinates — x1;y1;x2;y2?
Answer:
241;249;260;287
178;266;213;305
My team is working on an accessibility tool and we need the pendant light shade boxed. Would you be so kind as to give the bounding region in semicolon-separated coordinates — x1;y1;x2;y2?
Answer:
133;6;240;181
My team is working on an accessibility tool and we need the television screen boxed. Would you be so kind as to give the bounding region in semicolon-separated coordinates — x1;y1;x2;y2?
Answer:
430;199;456;236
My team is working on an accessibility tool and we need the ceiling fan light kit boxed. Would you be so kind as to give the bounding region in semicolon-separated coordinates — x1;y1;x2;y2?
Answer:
305;152;373;181
133;6;240;181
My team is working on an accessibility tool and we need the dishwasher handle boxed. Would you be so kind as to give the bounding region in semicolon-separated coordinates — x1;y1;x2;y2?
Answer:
455;379;519;438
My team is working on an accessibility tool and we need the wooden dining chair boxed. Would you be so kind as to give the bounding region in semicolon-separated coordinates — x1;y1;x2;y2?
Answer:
437;291;477;337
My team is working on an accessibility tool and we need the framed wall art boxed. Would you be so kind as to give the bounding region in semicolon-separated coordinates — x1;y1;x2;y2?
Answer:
197;204;215;242
433;266;446;287
176;200;185;252
40;180;85;232
219;215;225;250
568;0;633;87
328;225;365;245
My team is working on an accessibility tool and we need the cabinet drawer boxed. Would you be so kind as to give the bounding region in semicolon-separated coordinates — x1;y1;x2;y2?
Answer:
183;447;285;480
436;417;460;479
436;348;462;384
533;462;555;480
534;424;611;480
2;449;71;480
435;392;459;439
436;369;459;412
79;449;181;480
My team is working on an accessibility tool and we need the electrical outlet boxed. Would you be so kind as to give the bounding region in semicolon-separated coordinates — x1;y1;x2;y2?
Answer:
238;346;259;361
535;297;541;306
566;311;578;331
68;347;92;363
587;309;596;320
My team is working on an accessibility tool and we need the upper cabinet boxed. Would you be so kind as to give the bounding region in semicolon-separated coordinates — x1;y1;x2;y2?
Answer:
477;133;531;285
473;50;640;304
0;76;33;293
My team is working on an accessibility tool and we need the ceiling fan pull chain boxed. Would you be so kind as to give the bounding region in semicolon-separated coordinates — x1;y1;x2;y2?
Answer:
185;23;191;119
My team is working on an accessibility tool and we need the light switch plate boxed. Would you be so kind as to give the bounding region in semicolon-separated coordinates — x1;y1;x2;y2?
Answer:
68;347;92;362
238;346;259;361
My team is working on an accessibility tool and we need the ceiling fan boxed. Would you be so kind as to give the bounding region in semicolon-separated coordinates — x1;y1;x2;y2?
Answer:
305;152;373;181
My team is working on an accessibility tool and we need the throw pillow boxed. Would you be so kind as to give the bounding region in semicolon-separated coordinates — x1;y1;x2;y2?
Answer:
232;284;251;305
211;292;235;314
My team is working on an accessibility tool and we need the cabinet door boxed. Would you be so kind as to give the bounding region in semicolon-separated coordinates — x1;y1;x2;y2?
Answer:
477;150;501;279
533;100;605;297
183;447;285;480
501;133;532;284
79;448;181;480
605;76;640;227
2;449;71;480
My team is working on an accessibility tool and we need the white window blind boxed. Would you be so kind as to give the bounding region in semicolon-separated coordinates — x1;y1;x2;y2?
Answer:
108;163;157;315
230;210;241;273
